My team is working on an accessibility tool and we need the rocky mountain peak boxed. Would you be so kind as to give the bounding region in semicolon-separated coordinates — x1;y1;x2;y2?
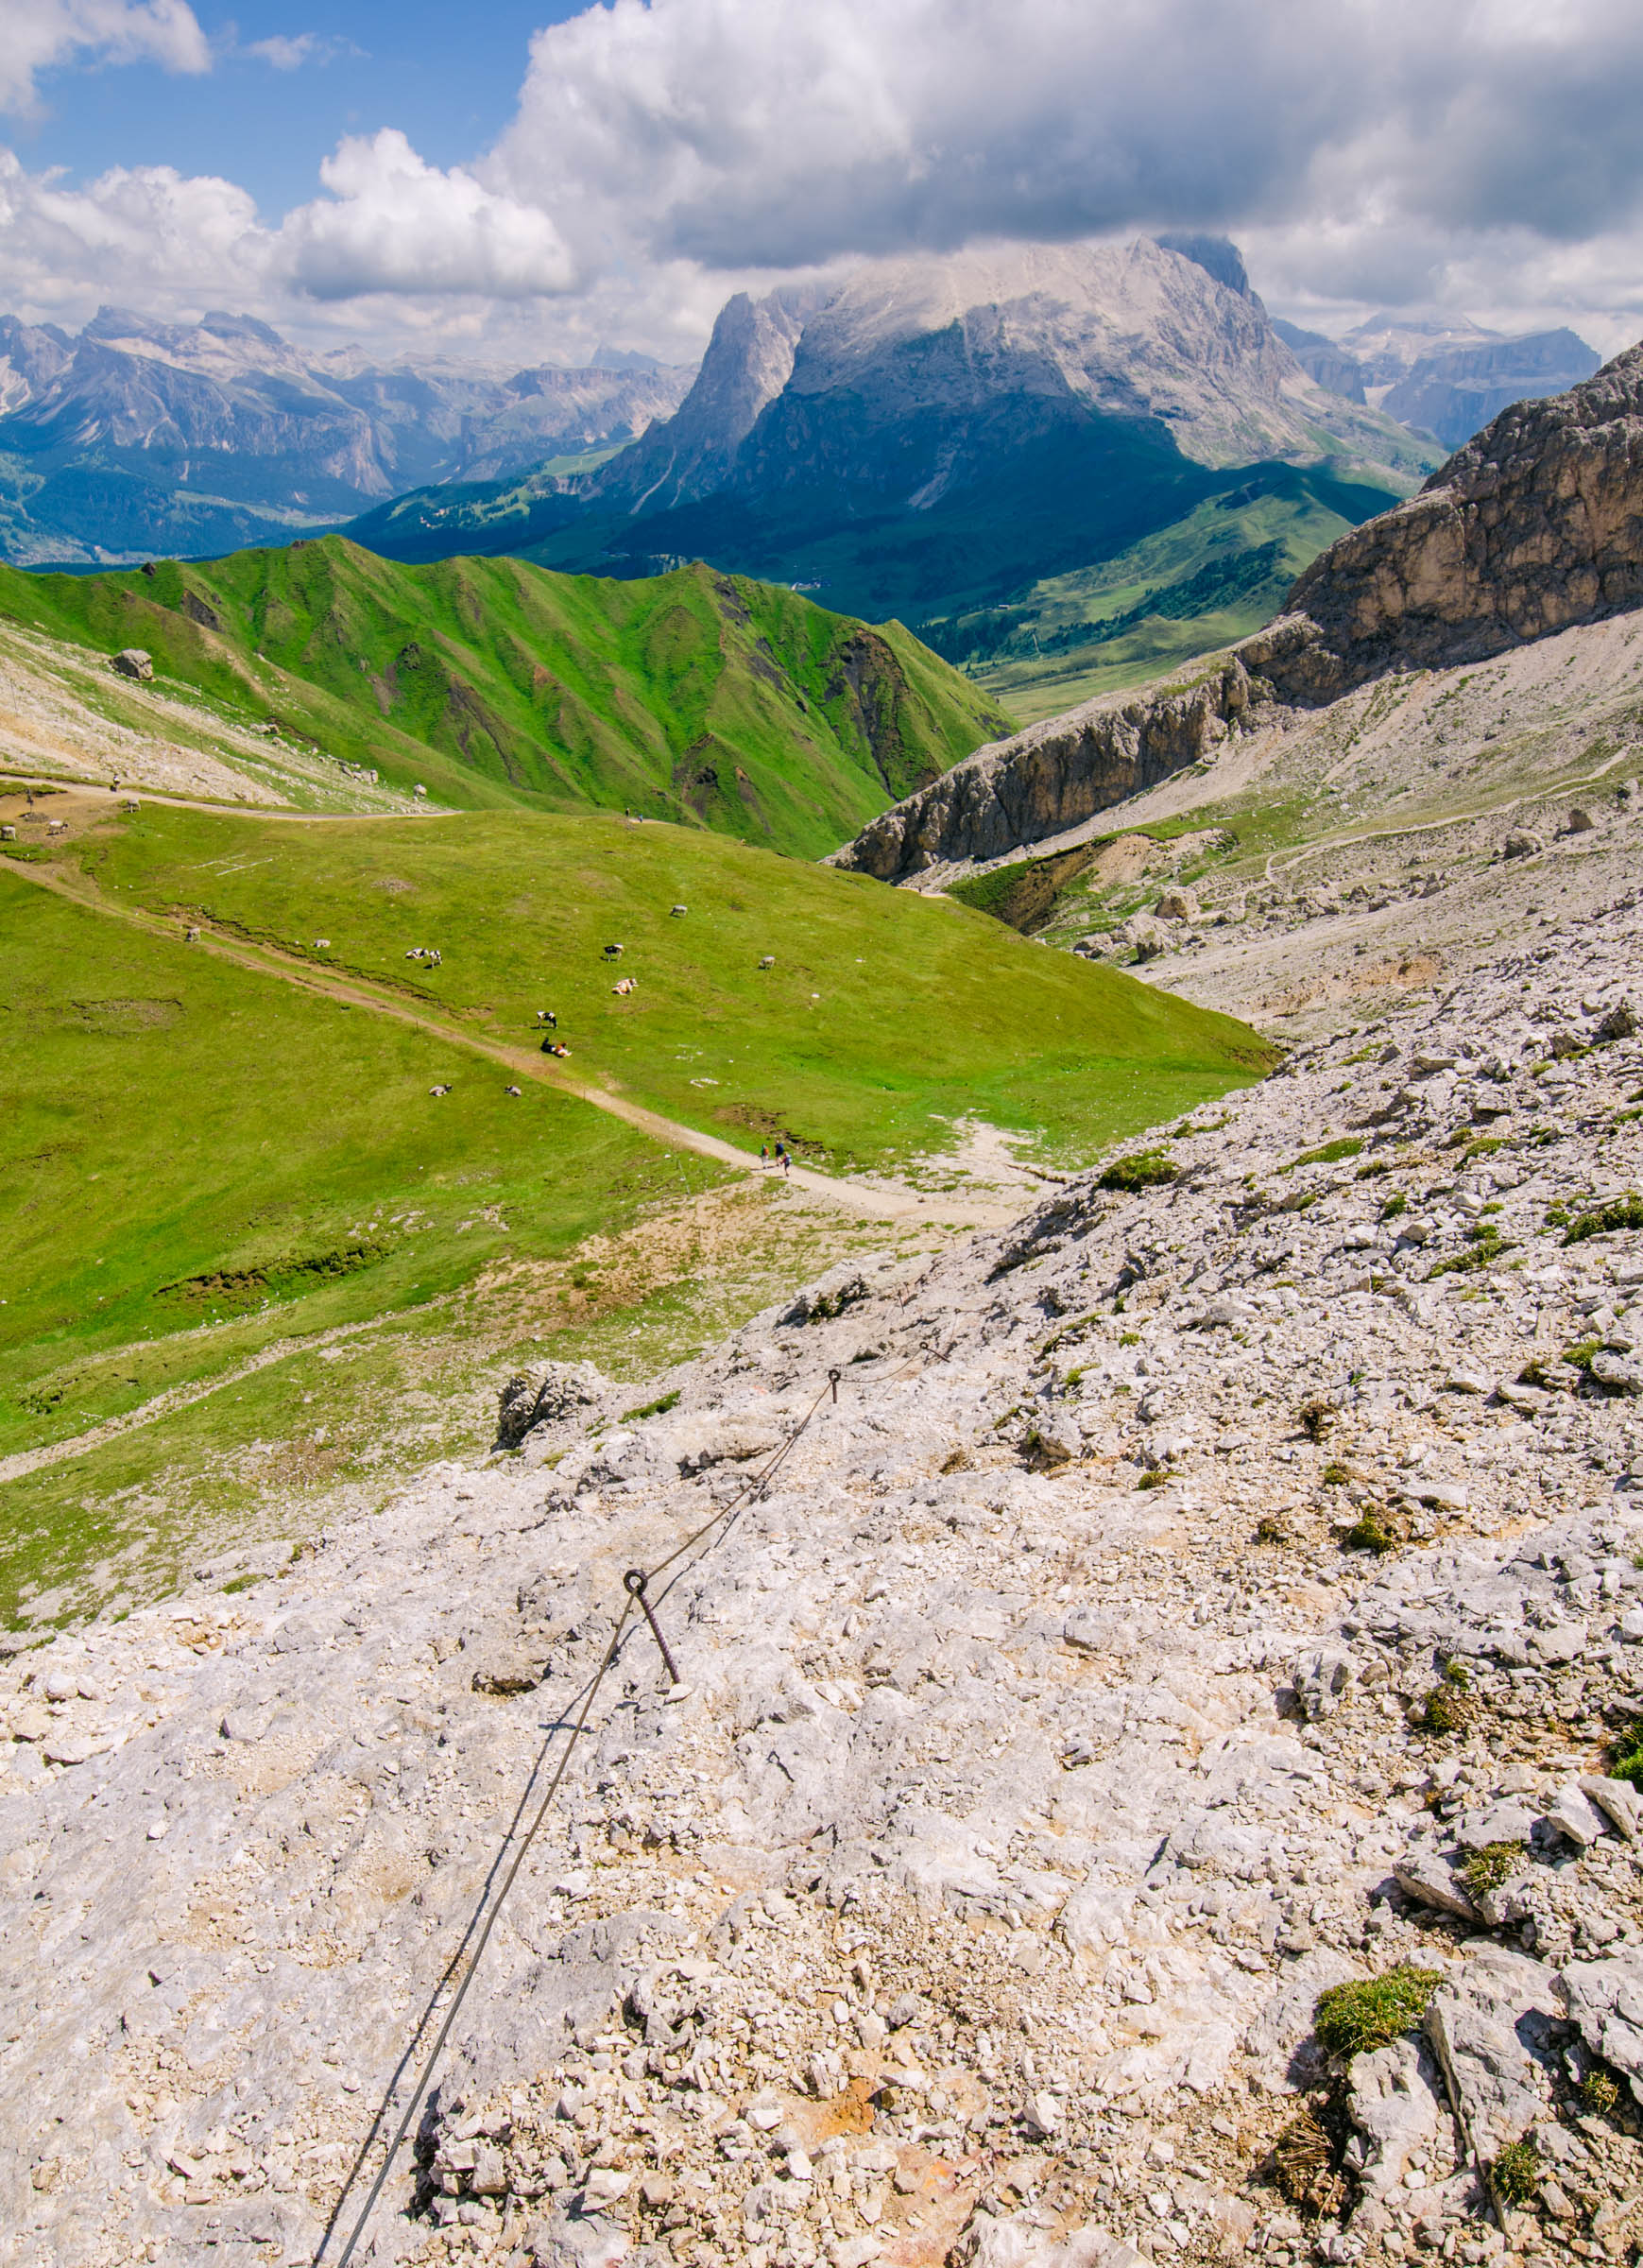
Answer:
1155;230;1255;300
1277;337;1643;688
835;339;1643;882
587;236;1417;543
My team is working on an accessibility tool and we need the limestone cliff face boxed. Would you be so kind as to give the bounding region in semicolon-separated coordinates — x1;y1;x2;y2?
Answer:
835;341;1643;881
833;657;1256;879
1282;341;1643;679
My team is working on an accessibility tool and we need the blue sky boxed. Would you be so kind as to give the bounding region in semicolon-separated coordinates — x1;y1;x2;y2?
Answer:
14;2;584;218
2;0;1642;361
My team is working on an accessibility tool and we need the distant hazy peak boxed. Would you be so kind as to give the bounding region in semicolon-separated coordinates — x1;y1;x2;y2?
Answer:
1271;318;1367;404
590;343;666;372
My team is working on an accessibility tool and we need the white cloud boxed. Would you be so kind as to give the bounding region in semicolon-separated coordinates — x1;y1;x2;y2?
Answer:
0;0;210;114
484;0;1643;342
0;145;267;318
3;0;1643;360
244;32;356;71
280;129;577;301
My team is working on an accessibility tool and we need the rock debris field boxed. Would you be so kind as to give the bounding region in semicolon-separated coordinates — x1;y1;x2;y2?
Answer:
4;896;1643;2268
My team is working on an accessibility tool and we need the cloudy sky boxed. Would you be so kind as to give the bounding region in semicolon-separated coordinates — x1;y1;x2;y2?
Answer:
5;0;1643;363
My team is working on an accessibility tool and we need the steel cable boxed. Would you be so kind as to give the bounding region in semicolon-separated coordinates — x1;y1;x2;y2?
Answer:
320;1373;834;2266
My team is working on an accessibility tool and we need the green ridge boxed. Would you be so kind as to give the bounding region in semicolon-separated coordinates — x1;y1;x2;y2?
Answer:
0;537;1008;858
946;465;1405;722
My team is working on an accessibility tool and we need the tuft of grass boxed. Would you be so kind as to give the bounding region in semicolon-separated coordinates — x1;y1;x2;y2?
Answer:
1280;1136;1364;1175
1565;1194;1643;1246
1414;1678;1475;1735
1136;1468;1169;1490
1321;1461;1350;1486
1609;1717;1643;1790
1343;1508;1403;1555
1380;1191;1408;1219
1581;2069;1622;2120
1356;1156;1395;1178
1298;1397;1336;1440
1460;1136;1507;1161
1098;1150;1180;1191
1491;2137;1540;2209
620;1388;681;1422
1269;2109;1340;2216
1461;1842;1524;1900
1428;1230;1513;1278
1255;1513;1287;1544
1315;1967;1443;2060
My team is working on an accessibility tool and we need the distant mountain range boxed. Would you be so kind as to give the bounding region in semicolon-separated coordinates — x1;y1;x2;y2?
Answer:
346;237;1434;699
0;252;1610;728
1271;312;1599;450
0;308;693;567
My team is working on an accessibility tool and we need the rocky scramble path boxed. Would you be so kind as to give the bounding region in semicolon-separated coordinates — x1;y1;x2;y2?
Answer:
4;893;1642;2268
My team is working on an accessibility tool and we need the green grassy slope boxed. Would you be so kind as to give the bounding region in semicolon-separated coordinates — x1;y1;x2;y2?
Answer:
0;538;1008;856
3;802;1272;1622
77;802;1272;1180
0;864;669;1461
949;465;1405;723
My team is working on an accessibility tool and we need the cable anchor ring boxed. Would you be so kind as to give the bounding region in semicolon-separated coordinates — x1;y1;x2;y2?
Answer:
624;1568;685;1692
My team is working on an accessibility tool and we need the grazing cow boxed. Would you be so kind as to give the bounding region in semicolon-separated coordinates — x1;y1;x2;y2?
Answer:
671;904;687;918
536;1009;556;1026
429;1084;452;1096
612;976;637;995
0;826;13;842
602;942;624;959
759;954;776;969
184;927;200;943
505;1085;522;1096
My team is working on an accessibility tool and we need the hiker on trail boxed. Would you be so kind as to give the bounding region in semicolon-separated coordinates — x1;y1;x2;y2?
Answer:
775;1142;791;1178
760;1144;769;1168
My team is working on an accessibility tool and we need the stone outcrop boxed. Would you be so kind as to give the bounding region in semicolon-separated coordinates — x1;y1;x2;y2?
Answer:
1284;341;1643;679
836;342;1643;882
832;655;1257;880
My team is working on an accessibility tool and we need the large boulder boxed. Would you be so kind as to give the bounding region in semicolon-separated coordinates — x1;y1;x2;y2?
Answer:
1562;1951;1643;2106
1425;1948;1564;2166
495;1360;606;1448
